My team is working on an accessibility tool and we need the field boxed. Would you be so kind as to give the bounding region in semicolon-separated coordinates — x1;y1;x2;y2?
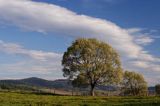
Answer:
0;92;160;106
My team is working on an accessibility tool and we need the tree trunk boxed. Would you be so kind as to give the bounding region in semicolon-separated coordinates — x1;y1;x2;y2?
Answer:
90;84;95;96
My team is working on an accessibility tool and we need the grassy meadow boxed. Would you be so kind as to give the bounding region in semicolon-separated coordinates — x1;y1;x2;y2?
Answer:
0;91;160;106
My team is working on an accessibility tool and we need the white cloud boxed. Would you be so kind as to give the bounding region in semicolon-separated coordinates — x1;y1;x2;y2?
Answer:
0;0;144;59
0;40;62;61
135;36;154;45
0;0;159;85
0;40;63;79
0;60;62;74
131;61;160;72
127;28;154;45
0;60;63;80
127;28;143;34
132;61;149;69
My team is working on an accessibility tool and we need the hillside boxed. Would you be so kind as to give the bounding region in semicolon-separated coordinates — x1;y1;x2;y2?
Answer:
0;77;72;90
0;77;118;92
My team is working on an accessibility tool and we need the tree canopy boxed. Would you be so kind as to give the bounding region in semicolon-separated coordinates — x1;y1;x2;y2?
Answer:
62;38;123;96
122;71;148;96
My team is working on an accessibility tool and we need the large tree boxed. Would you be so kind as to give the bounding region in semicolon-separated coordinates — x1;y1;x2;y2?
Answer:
62;38;123;96
122;71;148;96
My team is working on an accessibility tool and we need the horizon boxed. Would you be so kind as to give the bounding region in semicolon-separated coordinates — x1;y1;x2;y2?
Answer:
0;0;160;86
0;76;155;87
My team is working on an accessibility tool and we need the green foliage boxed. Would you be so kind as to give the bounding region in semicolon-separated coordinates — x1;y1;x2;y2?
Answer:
0;92;160;106
62;38;123;96
122;71;148;96
155;84;160;95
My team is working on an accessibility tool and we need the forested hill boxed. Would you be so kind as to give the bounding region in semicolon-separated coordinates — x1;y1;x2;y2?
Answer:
0;77;71;90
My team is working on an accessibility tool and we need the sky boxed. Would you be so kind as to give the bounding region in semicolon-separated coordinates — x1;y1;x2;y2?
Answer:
0;0;159;86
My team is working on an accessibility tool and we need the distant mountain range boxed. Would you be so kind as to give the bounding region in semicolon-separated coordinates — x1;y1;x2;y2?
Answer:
0;77;72;90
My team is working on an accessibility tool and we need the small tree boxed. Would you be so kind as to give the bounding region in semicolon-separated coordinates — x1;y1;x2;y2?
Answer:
62;38;123;96
155;84;160;95
122;71;148;96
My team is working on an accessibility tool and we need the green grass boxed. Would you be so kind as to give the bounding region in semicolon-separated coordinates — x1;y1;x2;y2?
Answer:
0;91;160;106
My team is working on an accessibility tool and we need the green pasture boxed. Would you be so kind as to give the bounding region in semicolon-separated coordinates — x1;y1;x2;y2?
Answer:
0;92;159;106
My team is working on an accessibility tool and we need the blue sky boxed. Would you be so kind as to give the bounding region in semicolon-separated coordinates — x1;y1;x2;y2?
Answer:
0;0;159;85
